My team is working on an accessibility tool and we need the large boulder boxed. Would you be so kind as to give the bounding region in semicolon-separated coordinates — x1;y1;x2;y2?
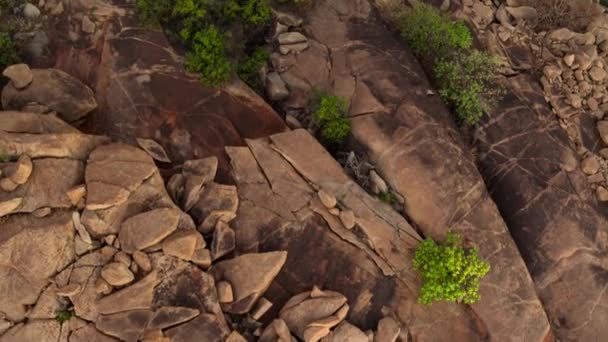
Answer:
1;69;97;123
51;0;286;179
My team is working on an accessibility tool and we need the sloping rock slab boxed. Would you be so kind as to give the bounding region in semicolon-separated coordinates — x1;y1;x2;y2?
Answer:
475;75;608;341
52;2;286;180
227;132;483;338
0;212;75;321
293;1;551;340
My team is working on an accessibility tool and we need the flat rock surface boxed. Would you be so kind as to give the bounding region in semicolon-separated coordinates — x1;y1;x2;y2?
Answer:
289;1;551;340
475;75;608;341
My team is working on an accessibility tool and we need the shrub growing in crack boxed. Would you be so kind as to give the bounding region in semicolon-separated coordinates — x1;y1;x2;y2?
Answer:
413;232;490;305
312;94;351;146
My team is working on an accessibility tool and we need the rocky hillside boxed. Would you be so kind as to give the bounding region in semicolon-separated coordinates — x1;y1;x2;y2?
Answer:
1;0;608;341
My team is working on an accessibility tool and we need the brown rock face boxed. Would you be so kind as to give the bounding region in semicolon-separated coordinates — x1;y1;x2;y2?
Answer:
50;0;286;180
1;68;97;122
475;75;608;341
118;208;181;253
283;1;551;340
0;212;75;321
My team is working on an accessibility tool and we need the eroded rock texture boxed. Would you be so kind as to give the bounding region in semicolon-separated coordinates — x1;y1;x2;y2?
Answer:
48;0;286;179
475;75;608;341
276;1;551;340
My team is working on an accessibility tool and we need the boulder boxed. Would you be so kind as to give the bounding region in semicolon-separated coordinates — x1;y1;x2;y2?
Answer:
162;230;203;261
266;72;290;101
210;252;287;314
211;221;236;260
2;64;33;89
100;262;134;287
190;182;238;233
374;317;400;342
2;69;97;123
505;6;537;25
0;320;60;342
119;208;181;253
321;321;368;342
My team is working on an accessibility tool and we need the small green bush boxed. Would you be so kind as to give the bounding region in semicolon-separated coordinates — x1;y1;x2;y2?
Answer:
399;2;472;58
377;191;398;205
312;94;351;146
185;26;232;86
413;232;490;305
237;47;269;89
0;32;19;70
434;50;500;124
55;309;74;323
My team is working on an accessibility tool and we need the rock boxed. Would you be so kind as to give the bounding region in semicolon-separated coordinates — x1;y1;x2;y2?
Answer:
339;210;355;229
32;207;51;217
569;94;582;109
162;230;203;261
66;184;86;206
72;211;92;244
471;2;494;29
589;67;606;82
2;69;97;123
95;278;112;295
182;157;218;211
266;72;289;101
7;154;33;184
581;156;600;175
211;221;236;261
279;42;310;54
543;65;562;81
271;52;296;72
318;189;336;208
217;281;234;303
96;309;153;341
574;32;596;45
505;6;537;24
226;331;248;342
191;182;238;234
50;1;63;15
304;326;331;341
165;314;229;341
274;10;303;27
251;297;273;321
279;288;348;340
375;317;400;342
575;54;593;71
496;4;512;28
81;16;96;34
285;114;303;129
0;178;19;192
191;248;212;268
132;251;152;272
136;138;171;163
597;186;608;201
114;251;131;267
56;283;81;297
588;98;599;111
100;262;135;287
369;170;388;194
210;252;287;314
259;319;292;342
278;32;308;45
547;28;575;41
97;271;161;315
119;208;181;253
0;212;74;321
1;320;61;342
23;3;41;18
0;319;11;335
2;64;33;89
564;54;575;67
148;306;201;330
0;197;22;217
598;121;608;144
322;321;368;342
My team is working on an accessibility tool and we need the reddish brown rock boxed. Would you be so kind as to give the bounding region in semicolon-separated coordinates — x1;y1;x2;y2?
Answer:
211;221;236;260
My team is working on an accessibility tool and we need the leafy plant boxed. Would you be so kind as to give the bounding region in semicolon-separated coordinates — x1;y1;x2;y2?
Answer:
413;232;490;305
237;47;269;89
185;26;233;86
55;309;74;323
0;32;19;70
399;2;472;58
312;94;351;146
377;191;398;205
434;50;501;124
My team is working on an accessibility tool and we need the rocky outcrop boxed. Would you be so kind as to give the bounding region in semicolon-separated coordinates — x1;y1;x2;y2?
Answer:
46;0;286;179
262;1;550;340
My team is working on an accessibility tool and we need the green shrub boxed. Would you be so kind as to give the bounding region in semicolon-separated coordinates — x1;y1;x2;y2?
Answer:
237;47;269;89
399;2;472;58
434;50;500;124
0;32;19;70
377;191;398;205
55;309;74;323
185;26;233;86
240;0;272;26
312;94;351;146
413;232;490;305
